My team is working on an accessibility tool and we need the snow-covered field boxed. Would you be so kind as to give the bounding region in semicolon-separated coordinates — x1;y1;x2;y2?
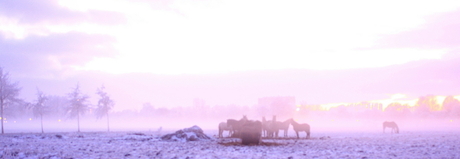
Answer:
1;129;459;159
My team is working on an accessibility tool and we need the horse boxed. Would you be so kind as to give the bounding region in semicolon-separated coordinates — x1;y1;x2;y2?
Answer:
289;118;310;139
383;121;399;134
261;117;272;137
262;116;277;138
218;122;233;138
226;115;248;137
275;119;291;138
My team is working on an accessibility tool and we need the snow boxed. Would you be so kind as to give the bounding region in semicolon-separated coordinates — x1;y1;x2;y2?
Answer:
1;129;459;158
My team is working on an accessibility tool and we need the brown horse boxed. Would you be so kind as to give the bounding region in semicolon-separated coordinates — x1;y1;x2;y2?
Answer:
275;119;291;138
226;115;248;137
289;118;310;139
383;121;399;134
218;122;233;138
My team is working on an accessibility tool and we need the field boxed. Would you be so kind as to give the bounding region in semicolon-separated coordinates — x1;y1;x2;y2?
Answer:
1;129;459;159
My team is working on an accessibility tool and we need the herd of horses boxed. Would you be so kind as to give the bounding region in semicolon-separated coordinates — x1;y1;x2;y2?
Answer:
218;116;400;139
218;116;311;139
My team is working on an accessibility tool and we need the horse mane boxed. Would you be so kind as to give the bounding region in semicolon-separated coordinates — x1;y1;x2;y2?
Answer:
275;119;290;128
281;118;291;124
241;115;248;121
289;118;299;126
288;118;310;138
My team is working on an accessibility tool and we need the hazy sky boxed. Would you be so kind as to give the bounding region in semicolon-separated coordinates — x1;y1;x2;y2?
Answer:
1;0;460;111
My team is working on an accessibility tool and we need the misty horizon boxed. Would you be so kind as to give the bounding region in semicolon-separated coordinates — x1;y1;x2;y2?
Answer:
6;54;460;112
1;0;460;134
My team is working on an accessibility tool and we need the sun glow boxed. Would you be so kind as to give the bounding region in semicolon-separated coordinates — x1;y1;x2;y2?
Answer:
315;94;460;112
54;0;452;75
1;0;458;75
370;94;418;110
317;94;442;111
320;103;348;110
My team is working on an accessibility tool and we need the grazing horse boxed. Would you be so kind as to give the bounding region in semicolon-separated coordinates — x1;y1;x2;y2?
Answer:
383;121;399;134
218;122;233;138
275;119;291;138
227;116;248;137
289;118;310;139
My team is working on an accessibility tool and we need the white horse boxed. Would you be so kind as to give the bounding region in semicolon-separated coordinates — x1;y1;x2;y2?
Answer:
218;122;233;138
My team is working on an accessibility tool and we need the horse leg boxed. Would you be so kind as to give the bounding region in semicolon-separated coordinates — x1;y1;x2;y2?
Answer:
295;131;299;139
218;128;222;138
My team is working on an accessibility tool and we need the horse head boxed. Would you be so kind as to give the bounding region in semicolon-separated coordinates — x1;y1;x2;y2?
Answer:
242;115;248;121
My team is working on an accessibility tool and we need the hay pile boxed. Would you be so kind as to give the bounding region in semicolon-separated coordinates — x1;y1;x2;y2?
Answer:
161;125;211;142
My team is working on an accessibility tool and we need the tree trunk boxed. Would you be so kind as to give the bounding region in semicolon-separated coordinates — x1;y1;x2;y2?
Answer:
1;99;3;134
106;112;110;132
40;114;44;133
77;110;80;132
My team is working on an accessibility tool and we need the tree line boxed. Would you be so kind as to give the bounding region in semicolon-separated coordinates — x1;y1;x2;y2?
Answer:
0;67;115;134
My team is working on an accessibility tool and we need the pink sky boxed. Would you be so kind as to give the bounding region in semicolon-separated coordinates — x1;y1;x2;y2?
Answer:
1;0;460;111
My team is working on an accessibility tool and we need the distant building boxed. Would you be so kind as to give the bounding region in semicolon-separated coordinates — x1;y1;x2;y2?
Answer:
258;96;296;118
258;96;295;106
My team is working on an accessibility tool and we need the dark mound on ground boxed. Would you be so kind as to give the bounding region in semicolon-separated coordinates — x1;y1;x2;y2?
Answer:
240;120;262;145
161;125;211;142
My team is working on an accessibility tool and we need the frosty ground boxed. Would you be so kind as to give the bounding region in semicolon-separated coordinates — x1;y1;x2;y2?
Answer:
1;129;459;159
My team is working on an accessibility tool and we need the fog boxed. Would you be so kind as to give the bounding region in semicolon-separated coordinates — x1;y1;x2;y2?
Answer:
15;56;460;112
3;60;460;135
4;109;460;135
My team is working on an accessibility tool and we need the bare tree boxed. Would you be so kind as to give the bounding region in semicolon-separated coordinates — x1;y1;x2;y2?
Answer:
0;67;21;134
95;85;115;132
67;83;89;132
32;88;49;133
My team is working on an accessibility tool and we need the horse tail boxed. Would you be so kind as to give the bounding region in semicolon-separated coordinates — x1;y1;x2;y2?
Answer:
306;124;311;138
